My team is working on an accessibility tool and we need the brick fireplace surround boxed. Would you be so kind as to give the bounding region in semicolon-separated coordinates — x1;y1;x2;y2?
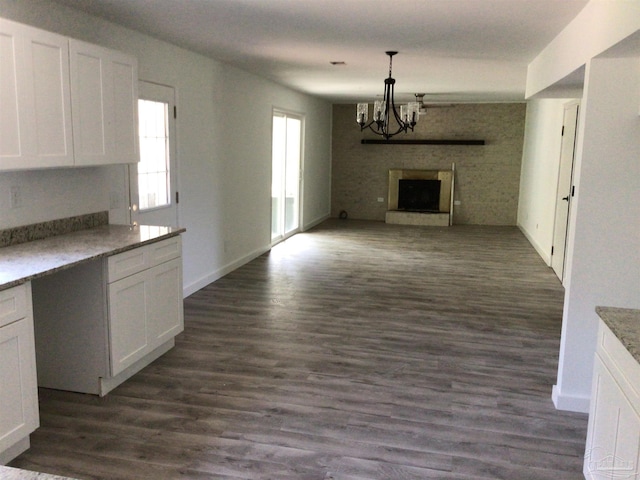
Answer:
385;166;455;226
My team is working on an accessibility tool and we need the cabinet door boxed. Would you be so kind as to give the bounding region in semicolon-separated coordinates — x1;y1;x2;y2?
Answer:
0;286;39;453
111;52;139;164
0;19;73;170
148;258;184;346
584;355;640;479
69;39;138;166
108;270;150;376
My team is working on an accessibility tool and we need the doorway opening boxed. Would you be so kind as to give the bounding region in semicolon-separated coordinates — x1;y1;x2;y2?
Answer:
271;111;303;244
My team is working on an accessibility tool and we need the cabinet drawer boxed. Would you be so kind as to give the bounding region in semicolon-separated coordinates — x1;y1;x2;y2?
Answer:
0;284;29;328
108;247;148;283
107;236;182;283
149;236;181;267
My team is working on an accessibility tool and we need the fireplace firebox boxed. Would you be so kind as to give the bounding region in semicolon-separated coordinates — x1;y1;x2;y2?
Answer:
398;179;441;212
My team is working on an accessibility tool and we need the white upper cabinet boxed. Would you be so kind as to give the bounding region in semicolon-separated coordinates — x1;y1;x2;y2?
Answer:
0;18;74;170
112;53;139;163
69;40;139;166
0;19;139;171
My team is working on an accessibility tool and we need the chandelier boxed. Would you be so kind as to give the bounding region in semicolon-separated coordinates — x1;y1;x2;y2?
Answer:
356;51;420;140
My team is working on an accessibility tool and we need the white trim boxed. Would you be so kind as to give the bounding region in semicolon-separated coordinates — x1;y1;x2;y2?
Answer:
183;214;330;298
183;245;270;298
302;213;330;232
552;384;590;413
0;437;30;465
517;223;551;266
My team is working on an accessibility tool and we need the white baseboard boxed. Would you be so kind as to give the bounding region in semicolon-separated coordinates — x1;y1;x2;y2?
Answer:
183;245;270;298
517;223;551;266
303;213;330;232
552;384;591;413
183;214;331;298
0;437;30;465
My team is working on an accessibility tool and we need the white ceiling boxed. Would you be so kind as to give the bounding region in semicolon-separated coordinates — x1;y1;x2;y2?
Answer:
51;0;590;103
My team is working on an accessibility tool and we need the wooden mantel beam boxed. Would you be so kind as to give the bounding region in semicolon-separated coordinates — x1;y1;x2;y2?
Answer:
361;139;485;145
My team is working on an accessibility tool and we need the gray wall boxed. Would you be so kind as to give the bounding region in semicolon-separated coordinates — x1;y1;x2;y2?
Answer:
331;103;526;225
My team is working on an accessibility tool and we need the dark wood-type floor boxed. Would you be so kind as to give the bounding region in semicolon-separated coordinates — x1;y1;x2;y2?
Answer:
11;220;588;479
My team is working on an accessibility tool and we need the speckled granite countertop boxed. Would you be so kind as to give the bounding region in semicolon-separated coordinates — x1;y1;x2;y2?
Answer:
596;306;640;364
0;466;77;479
0;224;185;291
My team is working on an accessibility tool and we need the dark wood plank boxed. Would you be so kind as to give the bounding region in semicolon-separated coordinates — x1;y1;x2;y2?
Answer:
10;220;588;479
360;139;485;145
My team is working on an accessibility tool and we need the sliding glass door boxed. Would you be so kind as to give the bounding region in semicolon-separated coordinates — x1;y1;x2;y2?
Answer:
271;111;302;243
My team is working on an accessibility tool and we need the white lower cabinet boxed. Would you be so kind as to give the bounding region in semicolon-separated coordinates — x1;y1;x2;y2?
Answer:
584;320;640;479
148;258;184;345
108;252;183;376
108;268;150;375
0;283;39;465
0;235;182;462
33;236;184;396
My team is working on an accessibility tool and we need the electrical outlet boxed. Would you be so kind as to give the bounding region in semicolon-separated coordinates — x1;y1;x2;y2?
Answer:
454;200;461;206
10;186;22;208
377;197;384;203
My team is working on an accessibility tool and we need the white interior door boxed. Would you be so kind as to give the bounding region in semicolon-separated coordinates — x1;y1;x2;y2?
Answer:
551;101;579;282
129;81;178;227
271;111;302;243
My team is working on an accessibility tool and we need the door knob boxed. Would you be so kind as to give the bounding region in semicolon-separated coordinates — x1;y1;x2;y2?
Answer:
562;196;570;201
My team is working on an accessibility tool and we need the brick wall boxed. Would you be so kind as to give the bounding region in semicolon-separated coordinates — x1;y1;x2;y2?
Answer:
331;103;526;225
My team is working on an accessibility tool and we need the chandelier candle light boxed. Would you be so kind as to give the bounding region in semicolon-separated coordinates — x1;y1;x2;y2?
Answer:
356;51;420;140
